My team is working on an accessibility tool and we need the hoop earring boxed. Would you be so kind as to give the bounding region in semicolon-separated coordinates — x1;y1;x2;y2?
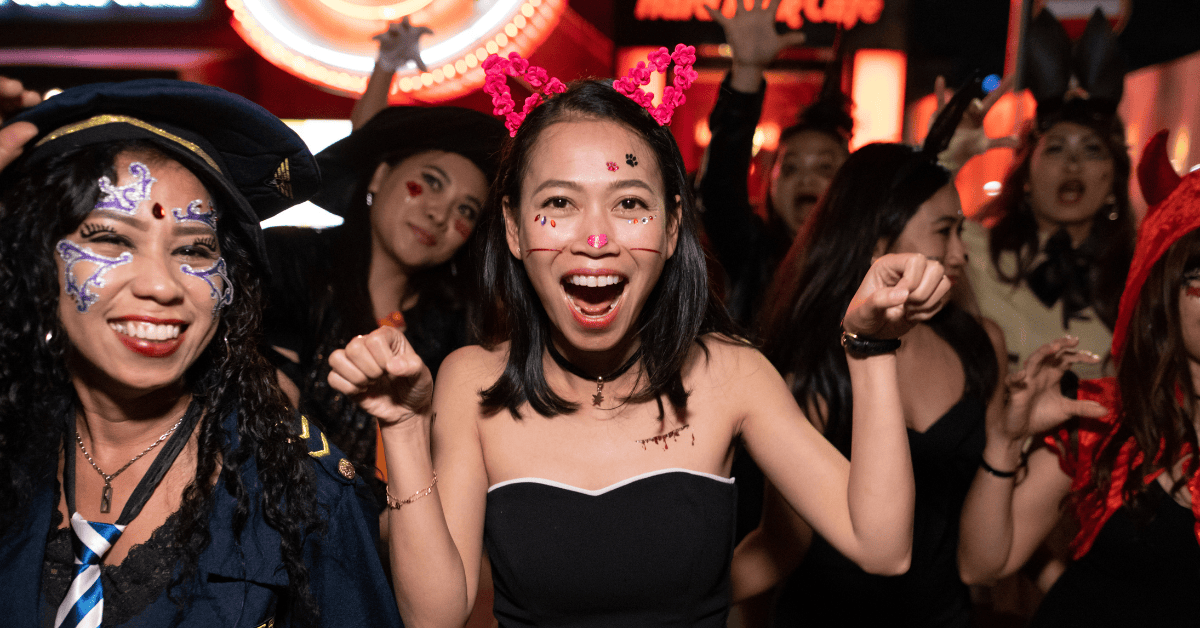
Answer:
366;192;374;207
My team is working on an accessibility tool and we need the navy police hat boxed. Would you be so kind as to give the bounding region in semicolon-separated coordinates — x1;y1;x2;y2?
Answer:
6;78;319;266
311;105;504;217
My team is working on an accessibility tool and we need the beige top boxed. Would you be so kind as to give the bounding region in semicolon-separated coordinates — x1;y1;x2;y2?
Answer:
962;220;1114;380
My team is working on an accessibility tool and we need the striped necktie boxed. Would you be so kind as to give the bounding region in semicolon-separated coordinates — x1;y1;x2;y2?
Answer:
54;512;126;628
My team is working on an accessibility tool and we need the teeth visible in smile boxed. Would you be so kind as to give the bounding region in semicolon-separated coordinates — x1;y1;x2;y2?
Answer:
567;275;624;287
110;321;181;341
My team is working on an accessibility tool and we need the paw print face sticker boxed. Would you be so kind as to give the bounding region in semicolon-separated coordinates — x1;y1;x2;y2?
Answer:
606;161;619;172
626;154;638;167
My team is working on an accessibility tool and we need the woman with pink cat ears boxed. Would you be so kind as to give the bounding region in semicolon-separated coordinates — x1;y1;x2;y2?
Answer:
328;50;952;626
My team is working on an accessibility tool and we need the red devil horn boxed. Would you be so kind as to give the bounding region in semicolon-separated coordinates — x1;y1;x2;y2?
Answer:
1137;130;1183;208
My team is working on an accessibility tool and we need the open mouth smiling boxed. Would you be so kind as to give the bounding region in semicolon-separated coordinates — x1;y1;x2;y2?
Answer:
561;270;627;330
109;316;188;358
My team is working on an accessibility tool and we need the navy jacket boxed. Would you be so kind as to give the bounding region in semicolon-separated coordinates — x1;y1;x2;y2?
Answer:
0;413;403;628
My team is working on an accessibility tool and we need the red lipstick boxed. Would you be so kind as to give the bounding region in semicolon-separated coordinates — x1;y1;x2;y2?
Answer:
410;224;438;246
110;316;186;358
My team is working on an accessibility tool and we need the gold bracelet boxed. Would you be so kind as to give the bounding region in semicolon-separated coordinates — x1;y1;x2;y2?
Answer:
385;472;438;509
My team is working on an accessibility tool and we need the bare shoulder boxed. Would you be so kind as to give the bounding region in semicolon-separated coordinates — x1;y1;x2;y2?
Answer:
433;343;509;428
436;343;508;389
685;333;780;388
980;317;1007;363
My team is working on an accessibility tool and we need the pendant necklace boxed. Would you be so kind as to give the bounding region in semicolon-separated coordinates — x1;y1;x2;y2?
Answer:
75;413;186;513
546;342;642;407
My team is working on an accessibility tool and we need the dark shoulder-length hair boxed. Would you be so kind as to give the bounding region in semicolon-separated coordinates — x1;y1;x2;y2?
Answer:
760;142;997;452
330;144;494;338
976;115;1135;329
1083;228;1200;516
0;141;325;624
477;79;739;419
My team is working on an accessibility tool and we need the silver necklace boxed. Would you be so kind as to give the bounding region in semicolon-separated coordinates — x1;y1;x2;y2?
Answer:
76;415;185;513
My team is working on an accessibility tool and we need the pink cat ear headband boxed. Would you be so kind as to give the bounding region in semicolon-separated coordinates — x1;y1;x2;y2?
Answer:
482;44;698;137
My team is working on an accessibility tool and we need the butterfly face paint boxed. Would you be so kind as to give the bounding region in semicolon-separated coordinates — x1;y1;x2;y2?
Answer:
56;240;133;313
95;162;156;215
171;199;218;230
181;258;234;315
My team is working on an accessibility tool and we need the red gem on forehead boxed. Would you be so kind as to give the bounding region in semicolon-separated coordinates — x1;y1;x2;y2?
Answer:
606;161;619;172
151;203;165;219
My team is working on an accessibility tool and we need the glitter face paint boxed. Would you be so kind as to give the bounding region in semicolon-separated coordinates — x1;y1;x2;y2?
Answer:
406;181;423;196
56;240;133;313
96;162;156;215
587;234;608;248
171;199;218;230
180;258;234;315
606;162;619;172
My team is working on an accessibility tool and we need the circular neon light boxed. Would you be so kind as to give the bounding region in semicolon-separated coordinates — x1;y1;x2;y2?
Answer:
228;0;566;102
310;0;434;21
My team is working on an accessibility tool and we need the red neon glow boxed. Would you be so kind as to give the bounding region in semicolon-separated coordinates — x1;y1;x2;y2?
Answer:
228;0;567;103
849;49;906;151
634;0;884;30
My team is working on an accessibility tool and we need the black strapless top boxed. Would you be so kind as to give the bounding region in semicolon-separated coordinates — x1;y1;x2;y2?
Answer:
484;469;737;627
773;395;986;628
1031;480;1200;627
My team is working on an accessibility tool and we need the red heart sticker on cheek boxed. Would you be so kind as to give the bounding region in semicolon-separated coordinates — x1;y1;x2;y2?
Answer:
454;219;472;240
406;181;423;196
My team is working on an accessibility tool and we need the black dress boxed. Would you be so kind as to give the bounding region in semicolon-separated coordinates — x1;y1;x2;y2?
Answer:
263;226;469;468
771;395;986;628
484;469;737;627
1031;481;1200;627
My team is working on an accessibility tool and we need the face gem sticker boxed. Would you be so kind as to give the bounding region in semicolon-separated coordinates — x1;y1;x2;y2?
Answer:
181;257;234;315
587;234;608;249
453;218;472;240
95;162;156;215
626;154;638;167
171;199;218;230
56;240;133;313
406;181;423;196
152;203;166;219
606;161;619;172
551;220;556;227
627;215;655;225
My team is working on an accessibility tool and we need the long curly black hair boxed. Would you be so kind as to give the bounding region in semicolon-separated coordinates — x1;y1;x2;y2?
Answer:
0;141;325;625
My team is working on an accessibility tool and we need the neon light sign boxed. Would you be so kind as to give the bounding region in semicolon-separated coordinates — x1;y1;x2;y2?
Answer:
633;0;884;30
228;0;567;102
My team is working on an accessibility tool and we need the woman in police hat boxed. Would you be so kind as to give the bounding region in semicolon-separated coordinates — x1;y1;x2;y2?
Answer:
263;106;505;470
0;79;400;628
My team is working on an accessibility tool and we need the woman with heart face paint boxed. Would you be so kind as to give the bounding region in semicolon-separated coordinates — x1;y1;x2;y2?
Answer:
329;78;953;627
0;80;400;628
263;106;505;472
